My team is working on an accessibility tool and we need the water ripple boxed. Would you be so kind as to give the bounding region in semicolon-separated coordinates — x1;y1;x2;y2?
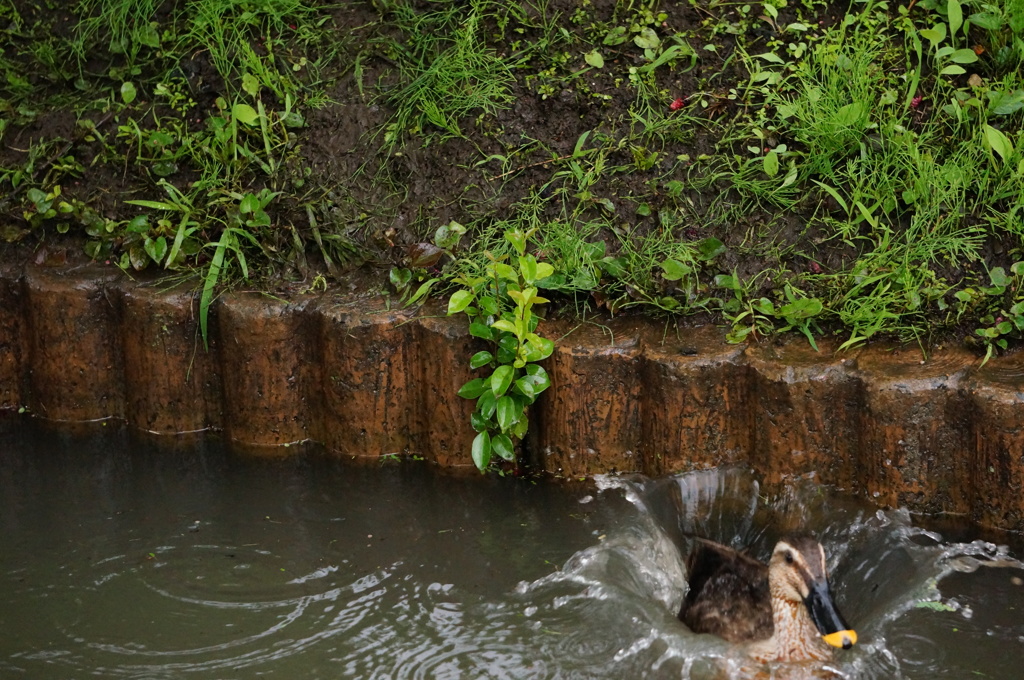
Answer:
5;457;1024;679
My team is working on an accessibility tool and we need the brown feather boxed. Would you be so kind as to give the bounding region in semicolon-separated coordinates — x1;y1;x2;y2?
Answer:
678;538;774;643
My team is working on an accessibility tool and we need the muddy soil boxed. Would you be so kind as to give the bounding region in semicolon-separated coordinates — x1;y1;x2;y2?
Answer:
0;0;843;282
0;0;1019;354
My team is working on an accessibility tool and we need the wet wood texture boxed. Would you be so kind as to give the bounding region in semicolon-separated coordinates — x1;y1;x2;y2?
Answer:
2;263;1024;530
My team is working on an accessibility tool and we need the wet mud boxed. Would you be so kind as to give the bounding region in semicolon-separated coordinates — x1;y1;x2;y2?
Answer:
1;262;1023;531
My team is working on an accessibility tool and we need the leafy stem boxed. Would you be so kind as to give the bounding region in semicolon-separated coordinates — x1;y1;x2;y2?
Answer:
447;228;556;471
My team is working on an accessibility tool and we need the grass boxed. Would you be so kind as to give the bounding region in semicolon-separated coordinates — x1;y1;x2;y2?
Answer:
373;0;519;148
1;0;1024;357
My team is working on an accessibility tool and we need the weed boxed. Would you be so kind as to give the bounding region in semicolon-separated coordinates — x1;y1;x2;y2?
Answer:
375;0;516;148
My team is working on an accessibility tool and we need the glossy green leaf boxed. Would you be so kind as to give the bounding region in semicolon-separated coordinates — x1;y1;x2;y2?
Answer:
524;334;554;361
470;351;494;369
469;322;494;340
523;364;551;393
490;365;514;397
151;160;177;177
458;378;488;399
491;433;515;461
519;255;538;283
470;410;491;432
496;345;516;364
492;319;517;334
498;334;518;352
138;24;161;47
447;289;475;315
477;390;497;418
834;101;867;126
511;415;529;439
477;295;499;315
471;431;491;471
988;89;1024;116
585;49;605;68
763;150;780;177
493;262;518;281
603;26;628;45
598;256;627;278
505;230;527;255
715;273;741;290
496;395;519;431
514;377;536;400
126;215;149;233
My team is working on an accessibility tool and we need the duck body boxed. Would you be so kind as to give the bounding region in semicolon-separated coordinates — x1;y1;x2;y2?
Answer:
678;536;857;663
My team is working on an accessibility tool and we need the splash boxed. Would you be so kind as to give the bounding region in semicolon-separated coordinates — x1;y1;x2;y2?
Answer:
514;467;1024;679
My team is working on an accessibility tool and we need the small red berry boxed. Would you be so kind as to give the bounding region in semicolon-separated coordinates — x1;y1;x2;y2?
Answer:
669;97;685;111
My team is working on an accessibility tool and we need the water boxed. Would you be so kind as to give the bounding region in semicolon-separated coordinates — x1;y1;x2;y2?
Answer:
1;417;1023;679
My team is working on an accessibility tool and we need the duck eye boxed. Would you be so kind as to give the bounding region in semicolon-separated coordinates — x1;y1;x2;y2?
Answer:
784;551;794;564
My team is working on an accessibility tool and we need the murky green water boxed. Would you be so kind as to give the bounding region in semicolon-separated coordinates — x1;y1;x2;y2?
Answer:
2;416;1022;679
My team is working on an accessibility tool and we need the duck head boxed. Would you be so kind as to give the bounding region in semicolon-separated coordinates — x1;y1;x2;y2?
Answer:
769;536;858;650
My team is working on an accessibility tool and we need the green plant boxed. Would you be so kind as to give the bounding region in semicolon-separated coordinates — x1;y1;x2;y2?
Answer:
761;284;825;350
446;228;555;471
123;179;200;269
968;262;1024;364
717;270;776;344
377;0;516;148
72;0;163;67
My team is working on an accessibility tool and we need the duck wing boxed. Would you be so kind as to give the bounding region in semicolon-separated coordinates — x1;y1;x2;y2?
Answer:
678;539;773;643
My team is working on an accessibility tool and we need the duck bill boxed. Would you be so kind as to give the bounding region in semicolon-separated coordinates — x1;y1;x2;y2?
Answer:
804;579;858;650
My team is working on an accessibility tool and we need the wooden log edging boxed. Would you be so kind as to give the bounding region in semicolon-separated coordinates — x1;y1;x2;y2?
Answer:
1;263;1023;530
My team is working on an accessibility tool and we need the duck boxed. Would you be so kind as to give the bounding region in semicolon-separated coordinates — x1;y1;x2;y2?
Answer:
678;535;857;663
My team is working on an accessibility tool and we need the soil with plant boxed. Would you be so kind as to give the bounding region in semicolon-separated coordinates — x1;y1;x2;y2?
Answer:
2;1;1023;406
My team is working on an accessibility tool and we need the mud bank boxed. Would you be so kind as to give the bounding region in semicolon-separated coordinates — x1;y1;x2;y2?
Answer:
1;262;1022;531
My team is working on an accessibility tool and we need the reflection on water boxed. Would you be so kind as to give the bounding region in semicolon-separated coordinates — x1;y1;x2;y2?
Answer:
1;417;1022;679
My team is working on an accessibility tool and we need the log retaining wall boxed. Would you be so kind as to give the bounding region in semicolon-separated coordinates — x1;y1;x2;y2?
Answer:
2;263;1022;530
